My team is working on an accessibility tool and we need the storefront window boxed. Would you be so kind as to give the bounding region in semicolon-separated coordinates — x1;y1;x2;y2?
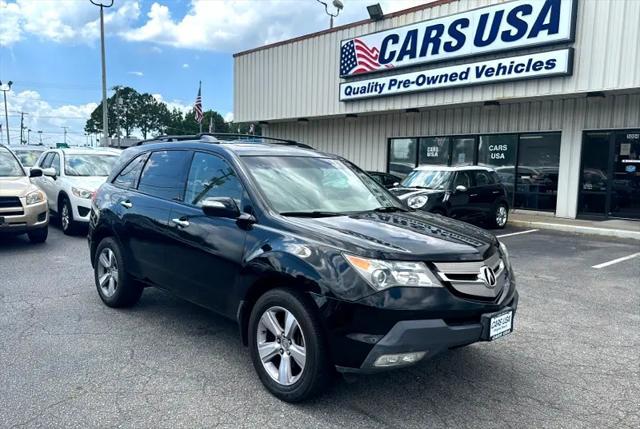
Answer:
419;137;450;165
611;131;640;219
478;134;518;202
451;137;476;166
388;138;417;178
579;132;610;215
515;133;561;211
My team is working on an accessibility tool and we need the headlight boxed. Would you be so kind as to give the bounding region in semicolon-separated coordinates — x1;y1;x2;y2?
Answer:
499;242;510;264
25;190;45;205
344;254;442;291
72;187;93;199
407;194;428;209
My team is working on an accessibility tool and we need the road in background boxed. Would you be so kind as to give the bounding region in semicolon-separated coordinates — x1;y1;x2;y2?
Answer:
0;225;638;428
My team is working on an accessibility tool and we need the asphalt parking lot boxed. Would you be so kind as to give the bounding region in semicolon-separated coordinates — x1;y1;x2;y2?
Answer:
1;222;638;428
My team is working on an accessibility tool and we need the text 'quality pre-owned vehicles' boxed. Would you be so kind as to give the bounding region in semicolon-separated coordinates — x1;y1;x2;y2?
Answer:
0;145;48;243
31;148;118;235
88;134;518;402
390;166;511;229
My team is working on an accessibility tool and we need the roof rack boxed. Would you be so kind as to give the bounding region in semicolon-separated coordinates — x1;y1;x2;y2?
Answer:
136;133;313;149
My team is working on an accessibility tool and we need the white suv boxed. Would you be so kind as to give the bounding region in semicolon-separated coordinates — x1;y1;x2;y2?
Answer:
31;148;119;234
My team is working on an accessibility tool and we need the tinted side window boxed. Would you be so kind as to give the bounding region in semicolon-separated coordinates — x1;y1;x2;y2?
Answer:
454;171;473;188
50;153;61;176
138;151;190;200
473;170;494;186
113;154;148;189
184;152;243;207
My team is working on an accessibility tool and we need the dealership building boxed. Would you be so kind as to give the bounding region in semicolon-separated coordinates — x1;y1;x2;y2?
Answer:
234;0;640;220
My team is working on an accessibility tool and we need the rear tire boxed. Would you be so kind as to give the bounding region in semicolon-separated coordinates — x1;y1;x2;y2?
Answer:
94;237;143;308
60;197;78;235
248;288;331;402
489;202;509;229
27;227;48;243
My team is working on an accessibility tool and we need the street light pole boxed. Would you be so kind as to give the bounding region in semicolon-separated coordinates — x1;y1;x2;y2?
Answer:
0;80;12;145
316;0;344;29
90;0;114;147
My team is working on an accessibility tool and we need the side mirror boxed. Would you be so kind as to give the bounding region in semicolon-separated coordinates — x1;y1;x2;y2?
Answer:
29;167;43;178
455;185;468;193
201;197;241;219
42;167;57;179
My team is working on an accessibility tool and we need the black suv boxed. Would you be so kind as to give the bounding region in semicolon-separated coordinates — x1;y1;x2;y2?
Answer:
390;166;510;228
88;135;518;402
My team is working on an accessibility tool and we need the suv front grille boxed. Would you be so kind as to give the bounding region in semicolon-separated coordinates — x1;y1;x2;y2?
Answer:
0;196;24;216
433;252;507;300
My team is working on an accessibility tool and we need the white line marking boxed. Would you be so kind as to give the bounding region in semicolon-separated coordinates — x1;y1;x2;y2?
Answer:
592;252;640;269
496;229;539;238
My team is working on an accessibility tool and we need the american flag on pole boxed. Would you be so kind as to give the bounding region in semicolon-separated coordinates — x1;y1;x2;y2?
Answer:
194;81;203;124
340;38;393;76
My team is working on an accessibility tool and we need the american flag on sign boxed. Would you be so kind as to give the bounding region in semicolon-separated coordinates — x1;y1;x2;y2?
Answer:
340;38;392;76
194;81;203;124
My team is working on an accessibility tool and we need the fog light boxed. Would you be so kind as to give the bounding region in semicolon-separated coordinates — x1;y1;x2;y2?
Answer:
374;351;426;367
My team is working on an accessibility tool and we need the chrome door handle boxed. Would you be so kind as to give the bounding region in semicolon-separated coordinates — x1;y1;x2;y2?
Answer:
120;201;133;209
172;218;190;228
492;191;501;194
470;193;478;197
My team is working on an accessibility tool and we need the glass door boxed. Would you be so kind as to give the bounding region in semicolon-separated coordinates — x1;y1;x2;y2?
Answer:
579;133;611;216
610;131;640;219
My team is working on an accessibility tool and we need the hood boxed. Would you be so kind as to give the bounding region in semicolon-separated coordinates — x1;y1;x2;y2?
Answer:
63;176;108;191
282;210;497;262
0;176;38;197
390;187;445;199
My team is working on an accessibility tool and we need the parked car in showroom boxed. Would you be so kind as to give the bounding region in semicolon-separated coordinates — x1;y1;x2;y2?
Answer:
390;166;510;229
88;135;517;402
9;145;47;173
31;148;118;235
0;145;48;243
366;171;402;188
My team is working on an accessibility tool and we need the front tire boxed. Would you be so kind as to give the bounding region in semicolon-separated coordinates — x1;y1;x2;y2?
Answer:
490;202;509;229
94;237;143;308
27;227;48;243
248;288;331;402
60;197;78;235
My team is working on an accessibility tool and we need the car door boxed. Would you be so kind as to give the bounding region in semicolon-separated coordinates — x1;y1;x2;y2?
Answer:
165;151;249;313
113;150;191;289
469;170;496;220
448;171;474;221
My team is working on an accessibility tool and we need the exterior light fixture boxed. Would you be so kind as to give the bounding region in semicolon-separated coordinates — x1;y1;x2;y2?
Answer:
586;91;605;99
258;121;269;125
367;3;384;21
483;100;500;109
346;113;358;119
405;108;419;114
297;118;310;124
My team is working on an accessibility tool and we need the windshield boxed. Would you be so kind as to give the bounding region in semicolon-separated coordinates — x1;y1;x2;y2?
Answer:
14;150;44;167
65;154;118;176
242;156;402;215
0;148;25;177
401;169;452;190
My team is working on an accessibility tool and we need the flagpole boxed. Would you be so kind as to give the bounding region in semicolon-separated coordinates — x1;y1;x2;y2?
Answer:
199;81;203;134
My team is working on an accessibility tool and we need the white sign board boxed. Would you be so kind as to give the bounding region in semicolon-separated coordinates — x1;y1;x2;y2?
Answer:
340;49;573;101
339;0;577;77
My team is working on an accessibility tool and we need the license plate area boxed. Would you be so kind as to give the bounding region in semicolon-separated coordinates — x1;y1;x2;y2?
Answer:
481;308;513;340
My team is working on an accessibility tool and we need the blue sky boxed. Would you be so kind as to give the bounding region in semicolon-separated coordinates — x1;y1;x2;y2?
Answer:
0;0;426;145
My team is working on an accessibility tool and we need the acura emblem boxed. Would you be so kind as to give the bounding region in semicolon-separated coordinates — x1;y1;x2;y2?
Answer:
479;266;497;288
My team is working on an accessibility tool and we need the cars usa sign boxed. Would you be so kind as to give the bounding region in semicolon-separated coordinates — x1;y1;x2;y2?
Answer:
339;0;577;77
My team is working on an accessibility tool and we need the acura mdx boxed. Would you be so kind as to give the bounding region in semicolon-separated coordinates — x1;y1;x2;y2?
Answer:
88;136;518;402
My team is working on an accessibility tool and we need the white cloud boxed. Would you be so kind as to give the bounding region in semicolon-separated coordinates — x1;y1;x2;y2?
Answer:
128;71;144;76
182;63;189;68
3;89;97;146
122;0;434;52
224;112;234;123
0;0;140;46
151;93;191;114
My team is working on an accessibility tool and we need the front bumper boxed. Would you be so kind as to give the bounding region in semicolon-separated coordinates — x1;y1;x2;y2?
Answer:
69;194;92;223
0;200;48;234
327;289;518;373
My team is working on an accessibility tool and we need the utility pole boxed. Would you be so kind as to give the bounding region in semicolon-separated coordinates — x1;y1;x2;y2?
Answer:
90;0;114;146
0;80;12;145
27;128;31;145
61;126;68;145
19;112;25;144
38;130;43;145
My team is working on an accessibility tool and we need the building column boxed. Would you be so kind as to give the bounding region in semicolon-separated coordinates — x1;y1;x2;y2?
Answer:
555;98;585;219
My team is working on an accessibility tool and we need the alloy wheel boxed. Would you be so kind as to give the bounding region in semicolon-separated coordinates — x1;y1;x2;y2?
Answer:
61;203;70;231
256;306;306;386
96;248;118;298
496;205;508;227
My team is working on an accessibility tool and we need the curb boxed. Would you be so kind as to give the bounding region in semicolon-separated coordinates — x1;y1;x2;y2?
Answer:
508;220;640;241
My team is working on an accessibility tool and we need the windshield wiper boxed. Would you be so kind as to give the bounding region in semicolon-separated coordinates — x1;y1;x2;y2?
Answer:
371;206;408;213
279;211;344;218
